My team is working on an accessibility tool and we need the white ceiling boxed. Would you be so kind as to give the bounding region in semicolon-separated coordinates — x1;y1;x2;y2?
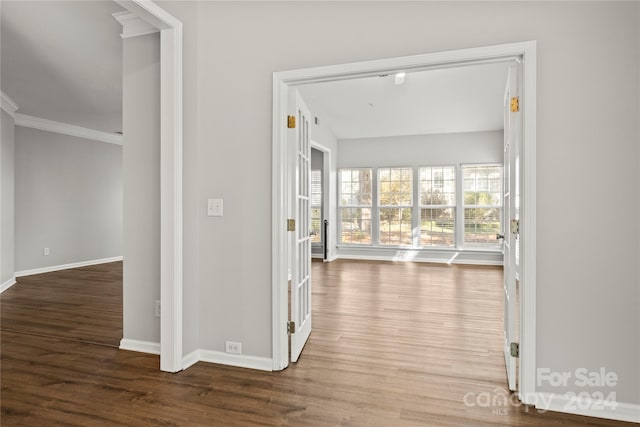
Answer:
1;1;124;133
297;62;510;140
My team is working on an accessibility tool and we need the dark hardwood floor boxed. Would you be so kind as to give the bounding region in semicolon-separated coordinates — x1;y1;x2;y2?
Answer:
1;260;633;426
1;262;122;347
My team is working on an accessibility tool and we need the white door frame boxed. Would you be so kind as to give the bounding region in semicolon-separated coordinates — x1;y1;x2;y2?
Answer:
272;41;537;403
115;0;183;373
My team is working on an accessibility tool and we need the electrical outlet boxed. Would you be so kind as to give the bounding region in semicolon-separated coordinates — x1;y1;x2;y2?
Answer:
225;341;242;355
43;248;50;256
155;300;161;317
207;198;223;217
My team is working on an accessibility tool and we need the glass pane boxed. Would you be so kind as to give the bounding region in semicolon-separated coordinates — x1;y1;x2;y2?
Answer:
311;207;321;243
311;170;322;243
340;169;372;206
463;165;503;206
340;207;371;244
378;207;412;246
464;191;502;206
464;207;501;246
379;167;412;206
420;208;455;247
420;166;456;206
311;171;322;206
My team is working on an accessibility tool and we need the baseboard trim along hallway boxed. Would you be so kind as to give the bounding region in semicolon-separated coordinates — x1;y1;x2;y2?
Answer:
14;256;124;278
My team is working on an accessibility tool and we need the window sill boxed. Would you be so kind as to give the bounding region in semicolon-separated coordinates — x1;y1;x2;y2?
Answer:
336;245;502;254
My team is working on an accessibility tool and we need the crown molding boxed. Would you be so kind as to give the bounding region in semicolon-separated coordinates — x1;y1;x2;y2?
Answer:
112;11;159;39
15;114;123;145
1;92;19;118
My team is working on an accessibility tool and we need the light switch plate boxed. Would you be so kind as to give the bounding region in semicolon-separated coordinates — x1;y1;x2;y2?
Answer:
207;198;223;217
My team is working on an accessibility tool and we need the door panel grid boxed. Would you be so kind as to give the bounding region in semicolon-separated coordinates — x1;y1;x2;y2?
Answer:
503;62;521;391
291;91;313;362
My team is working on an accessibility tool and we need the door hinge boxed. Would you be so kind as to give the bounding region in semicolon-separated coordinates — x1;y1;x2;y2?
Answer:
287;321;296;334
287;218;296;232
510;342;520;358
287;115;296;128
510;96;520;112
511;219;520;235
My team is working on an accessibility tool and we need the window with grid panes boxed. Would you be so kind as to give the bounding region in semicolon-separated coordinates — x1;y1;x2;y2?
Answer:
419;166;456;247
463;164;502;247
339;168;372;244
378;167;413;246
310;170;322;243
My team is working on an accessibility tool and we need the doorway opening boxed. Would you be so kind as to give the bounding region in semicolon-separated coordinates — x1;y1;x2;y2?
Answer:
0;1;125;350
310;147;326;261
0;0;183;372
272;42;537;404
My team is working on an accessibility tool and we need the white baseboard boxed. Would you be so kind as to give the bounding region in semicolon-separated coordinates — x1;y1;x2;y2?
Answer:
14;256;123;277
181;349;272;371
336;253;503;266
180;349;274;372
535;392;640;423
120;346;273;371
182;349;200;370
0;276;17;293
198;349;272;371
120;343;272;372
311;254;337;262
445;258;503;266
119;338;161;355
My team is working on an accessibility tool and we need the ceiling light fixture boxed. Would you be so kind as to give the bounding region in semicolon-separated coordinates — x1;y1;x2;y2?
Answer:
394;72;406;85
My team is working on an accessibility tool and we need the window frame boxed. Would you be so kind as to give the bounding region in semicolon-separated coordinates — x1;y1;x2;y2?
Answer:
310;169;322;244
418;165;457;248
461;163;503;249
338;167;373;246
337;164;504;252
377;167;414;246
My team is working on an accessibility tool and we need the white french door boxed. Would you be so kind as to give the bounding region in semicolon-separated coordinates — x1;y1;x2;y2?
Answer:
502;62;522;391
290;90;312;362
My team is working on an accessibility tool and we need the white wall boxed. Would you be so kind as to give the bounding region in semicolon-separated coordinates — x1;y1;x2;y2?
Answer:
112;1;640;408
1;109;15;285
189;1;638;405
122;32;161;344
338;131;503;168
13;126;122;272
336;131;503;264
311;147;322;170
